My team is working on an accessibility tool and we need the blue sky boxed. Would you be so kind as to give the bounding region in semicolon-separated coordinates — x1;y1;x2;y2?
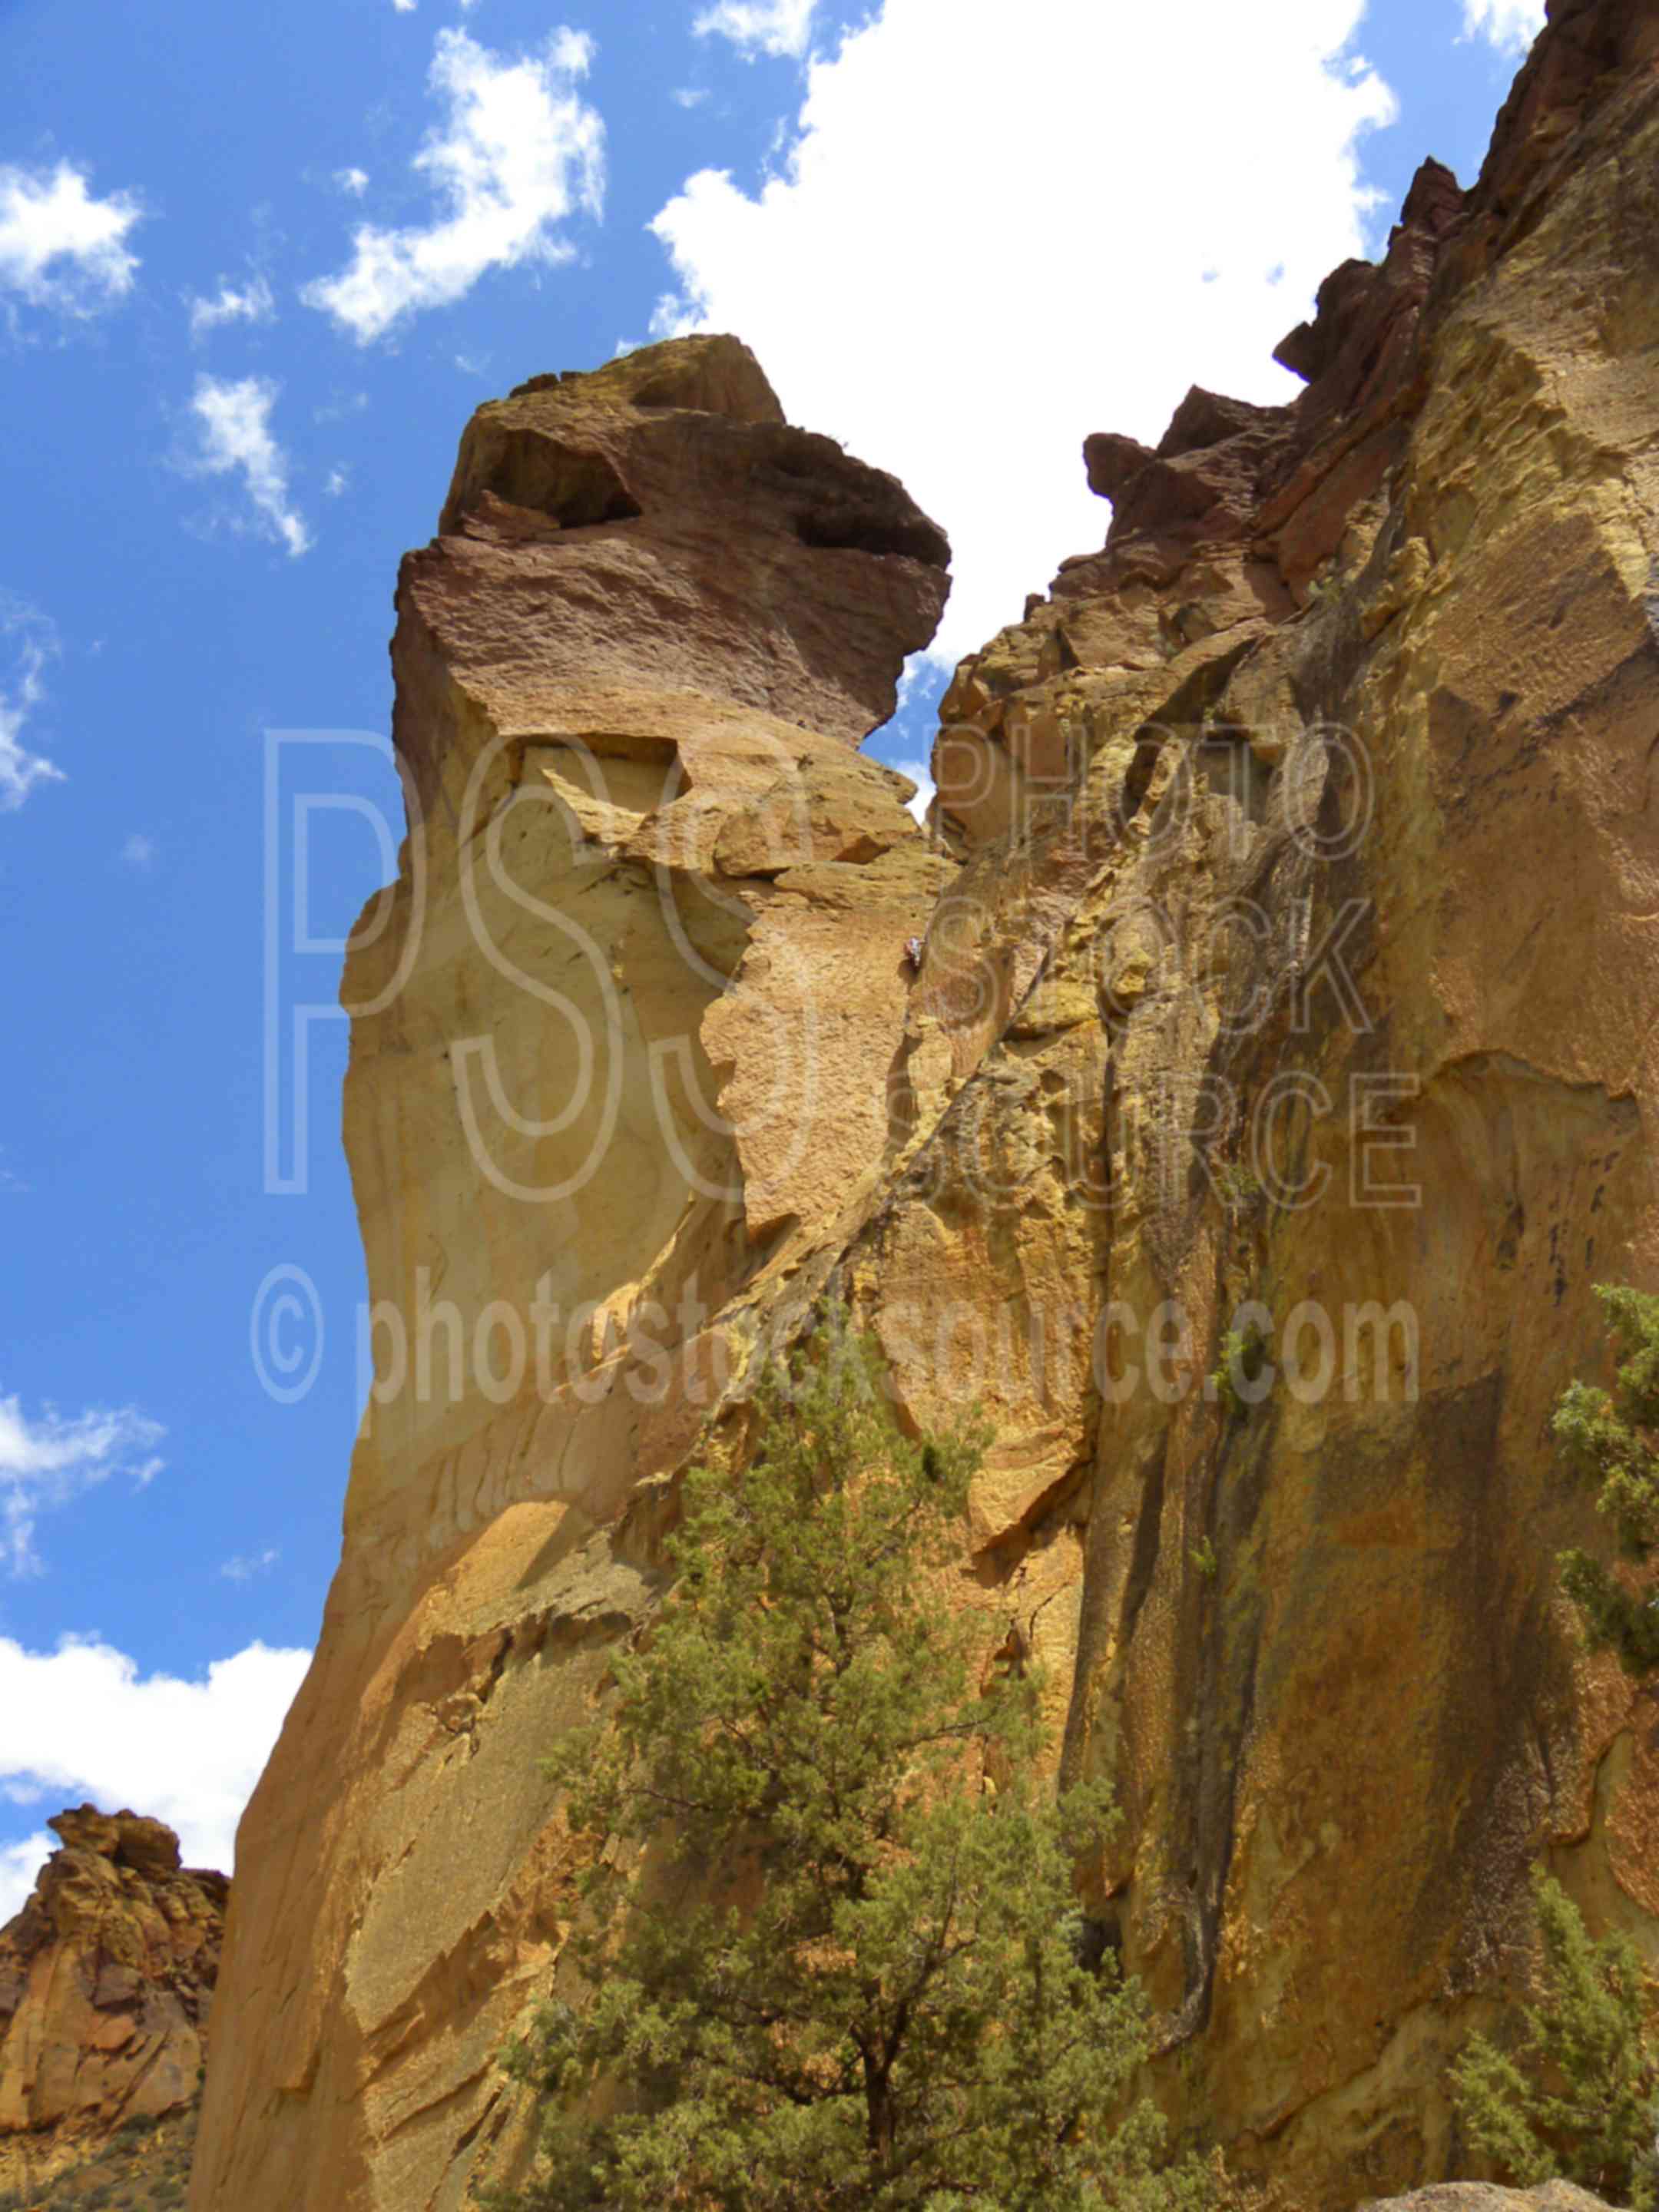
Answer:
0;0;1543;1912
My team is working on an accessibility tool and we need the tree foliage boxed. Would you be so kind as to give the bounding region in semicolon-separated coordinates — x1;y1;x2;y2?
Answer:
1451;1871;1658;2208
481;1319;1215;2212
1555;1285;1659;1677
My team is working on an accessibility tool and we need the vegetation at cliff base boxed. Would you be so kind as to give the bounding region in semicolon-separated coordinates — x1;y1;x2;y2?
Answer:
482;1317;1216;2212
1453;1287;1659;2207
1555;1285;1659;1677
1450;1869;1658;2208
0;2109;195;2212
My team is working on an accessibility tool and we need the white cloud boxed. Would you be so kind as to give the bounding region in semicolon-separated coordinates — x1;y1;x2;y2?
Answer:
394;0;417;12
187;273;275;340
673;87;711;109
0;598;64;814
889;757;935;826
1461;0;1545;53
336;167;371;197
324;466;349;496
0;1637;312;1912
0;160;141;316
303;27;605;344
314;389;369;423
0;1392;164;1575
0;1832;53;1925
187;376;312;558
695;0;818;57
220;1547;279;1582
652;0;1395;665
121;832;157;870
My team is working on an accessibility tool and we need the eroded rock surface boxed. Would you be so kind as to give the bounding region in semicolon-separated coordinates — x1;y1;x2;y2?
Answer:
1367;2191;1612;2212
0;1810;225;2199
194;5;1659;2204
900;0;1659;2188
191;334;953;2212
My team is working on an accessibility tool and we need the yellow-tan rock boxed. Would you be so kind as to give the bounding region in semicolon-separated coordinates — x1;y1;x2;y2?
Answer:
190;333;954;2212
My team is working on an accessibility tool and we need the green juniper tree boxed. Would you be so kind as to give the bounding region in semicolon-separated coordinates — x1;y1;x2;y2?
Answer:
1555;1286;1659;1677
1447;1290;1659;2207
481;1319;1214;2212
1451;1871;1658;2208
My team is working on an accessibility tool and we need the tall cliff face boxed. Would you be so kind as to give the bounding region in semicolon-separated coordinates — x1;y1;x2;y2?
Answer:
193;5;1659;2205
0;1809;225;2200
191;335;954;2212
905;0;1659;2181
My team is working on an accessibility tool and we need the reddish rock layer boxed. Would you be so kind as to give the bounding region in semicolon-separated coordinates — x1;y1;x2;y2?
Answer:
0;1810;226;2199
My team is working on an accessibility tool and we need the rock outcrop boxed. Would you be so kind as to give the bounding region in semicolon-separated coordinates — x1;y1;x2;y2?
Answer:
191;333;953;2212
1366;2191;1613;2212
0;1810;226;2200
192;3;1659;2205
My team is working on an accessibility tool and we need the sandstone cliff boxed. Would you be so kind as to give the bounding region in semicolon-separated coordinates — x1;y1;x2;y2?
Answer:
192;2;1659;2204
0;1810;225;2202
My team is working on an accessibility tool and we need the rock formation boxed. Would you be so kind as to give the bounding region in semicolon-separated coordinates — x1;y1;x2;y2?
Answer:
191;2;1659;2205
1376;2191;1612;2212
191;333;953;2212
0;1809;226;2200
